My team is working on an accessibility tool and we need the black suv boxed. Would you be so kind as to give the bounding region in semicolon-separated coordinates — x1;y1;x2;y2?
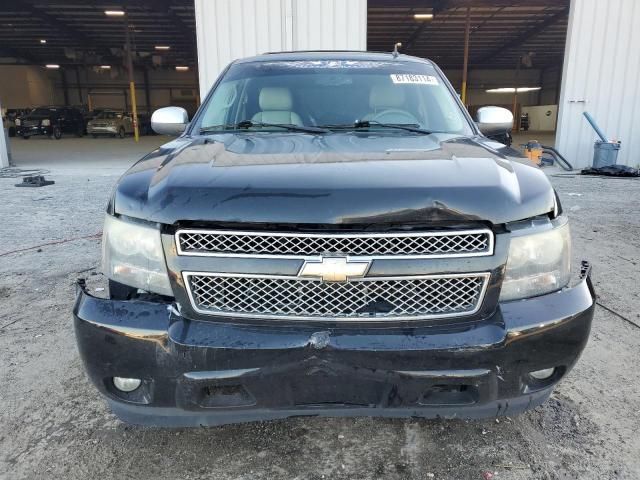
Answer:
74;52;595;427
16;106;85;139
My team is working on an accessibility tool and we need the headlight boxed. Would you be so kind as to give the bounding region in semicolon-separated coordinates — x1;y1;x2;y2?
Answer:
15;119;21;126
500;218;571;301
102;215;172;296
41;119;51;126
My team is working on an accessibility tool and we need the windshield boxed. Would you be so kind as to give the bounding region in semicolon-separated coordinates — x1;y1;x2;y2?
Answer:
31;108;57;116
97;112;121;119
195;59;473;135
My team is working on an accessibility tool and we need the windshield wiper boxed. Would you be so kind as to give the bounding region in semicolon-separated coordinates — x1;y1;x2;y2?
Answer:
319;120;432;135
200;120;329;135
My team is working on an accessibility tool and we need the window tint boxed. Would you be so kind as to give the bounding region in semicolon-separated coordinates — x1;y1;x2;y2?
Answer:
32;108;57;116
97;112;119;119
197;60;472;135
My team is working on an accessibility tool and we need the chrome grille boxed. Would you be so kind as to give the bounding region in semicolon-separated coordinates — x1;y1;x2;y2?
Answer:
176;229;493;258
184;273;489;321
22;120;40;127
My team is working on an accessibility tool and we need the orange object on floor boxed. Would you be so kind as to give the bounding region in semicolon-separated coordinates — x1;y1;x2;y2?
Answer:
524;140;543;165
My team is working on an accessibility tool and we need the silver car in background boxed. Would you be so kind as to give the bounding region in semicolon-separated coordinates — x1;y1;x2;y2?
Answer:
87;111;133;138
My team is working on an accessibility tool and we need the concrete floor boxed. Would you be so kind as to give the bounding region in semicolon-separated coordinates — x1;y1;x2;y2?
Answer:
6;135;171;173
1;136;639;479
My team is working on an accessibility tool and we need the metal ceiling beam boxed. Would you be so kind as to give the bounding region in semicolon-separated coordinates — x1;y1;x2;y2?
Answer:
473;7;569;64
151;0;196;46
3;2;113;61
0;47;38;63
19;0;193;6
0;2;196;67
369;0;569;7
0;20;40;62
403;0;451;50
148;0;197;67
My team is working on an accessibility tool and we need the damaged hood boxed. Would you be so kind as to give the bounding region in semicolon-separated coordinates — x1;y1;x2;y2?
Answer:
113;132;555;226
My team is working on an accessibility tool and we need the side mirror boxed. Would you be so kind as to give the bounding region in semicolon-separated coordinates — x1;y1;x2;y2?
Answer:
151;106;189;136
475;106;513;136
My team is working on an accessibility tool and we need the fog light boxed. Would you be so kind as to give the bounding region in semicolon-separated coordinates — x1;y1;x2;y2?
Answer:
113;377;142;392
529;368;555;380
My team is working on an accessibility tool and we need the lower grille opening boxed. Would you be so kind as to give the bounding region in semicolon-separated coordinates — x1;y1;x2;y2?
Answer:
199;385;256;408
292;371;386;406
185;273;489;321
418;384;478;406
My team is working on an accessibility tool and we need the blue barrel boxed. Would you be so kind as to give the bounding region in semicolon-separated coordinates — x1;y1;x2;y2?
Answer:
593;141;620;168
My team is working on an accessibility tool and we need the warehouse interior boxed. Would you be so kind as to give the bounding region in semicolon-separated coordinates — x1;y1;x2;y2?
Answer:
1;0;569;168
0;0;199;119
2;2;640;477
368;0;568;133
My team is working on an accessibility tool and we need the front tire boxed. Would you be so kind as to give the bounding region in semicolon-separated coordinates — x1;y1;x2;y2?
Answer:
118;127;126;139
22;135;30;140
52;126;62;140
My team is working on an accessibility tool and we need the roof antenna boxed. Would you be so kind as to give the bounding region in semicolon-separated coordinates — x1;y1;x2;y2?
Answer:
392;42;402;58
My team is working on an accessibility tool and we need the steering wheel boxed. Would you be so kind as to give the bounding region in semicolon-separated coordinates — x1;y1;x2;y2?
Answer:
369;109;420;125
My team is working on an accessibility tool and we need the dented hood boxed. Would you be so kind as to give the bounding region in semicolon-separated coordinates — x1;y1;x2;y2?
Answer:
113;133;555;226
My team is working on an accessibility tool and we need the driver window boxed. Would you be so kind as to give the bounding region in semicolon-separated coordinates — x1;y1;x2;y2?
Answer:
201;79;242;127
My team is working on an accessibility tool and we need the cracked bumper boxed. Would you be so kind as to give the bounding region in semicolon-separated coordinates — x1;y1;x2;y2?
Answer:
73;272;595;427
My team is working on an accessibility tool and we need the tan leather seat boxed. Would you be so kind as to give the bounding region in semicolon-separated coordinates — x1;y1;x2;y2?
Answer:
251;87;303;126
362;85;407;120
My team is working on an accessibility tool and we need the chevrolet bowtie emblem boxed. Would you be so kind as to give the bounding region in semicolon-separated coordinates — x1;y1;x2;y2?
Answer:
298;257;370;282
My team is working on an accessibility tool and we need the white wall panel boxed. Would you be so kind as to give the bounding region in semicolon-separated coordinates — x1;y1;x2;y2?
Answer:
556;0;640;168
521;105;558;132
195;0;367;98
195;0;287;98
292;0;366;51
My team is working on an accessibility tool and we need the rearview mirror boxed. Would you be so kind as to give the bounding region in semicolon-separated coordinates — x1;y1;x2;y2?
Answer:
475;106;513;136
151;106;189;136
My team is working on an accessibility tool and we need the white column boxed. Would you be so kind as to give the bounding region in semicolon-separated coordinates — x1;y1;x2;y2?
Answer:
0;100;11;168
194;0;291;99
194;0;368;99
556;0;640;168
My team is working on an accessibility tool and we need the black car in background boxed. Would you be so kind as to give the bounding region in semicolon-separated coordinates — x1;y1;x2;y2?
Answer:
136;112;154;136
16;106;85;139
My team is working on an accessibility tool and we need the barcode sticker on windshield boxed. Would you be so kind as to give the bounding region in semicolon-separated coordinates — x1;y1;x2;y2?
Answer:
390;74;439;85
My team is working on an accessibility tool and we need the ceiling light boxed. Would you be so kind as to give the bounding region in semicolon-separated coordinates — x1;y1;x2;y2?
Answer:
155;45;170;50
105;10;125;16
40;39;47;44
486;87;542;93
486;88;516;93
100;65;111;69
45;64;60;69
175;66;189;71
414;13;434;20
519;87;542;93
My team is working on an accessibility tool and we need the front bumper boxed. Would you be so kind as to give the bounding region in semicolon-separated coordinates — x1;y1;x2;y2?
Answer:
16;125;52;136
74;271;595;427
87;125;118;135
